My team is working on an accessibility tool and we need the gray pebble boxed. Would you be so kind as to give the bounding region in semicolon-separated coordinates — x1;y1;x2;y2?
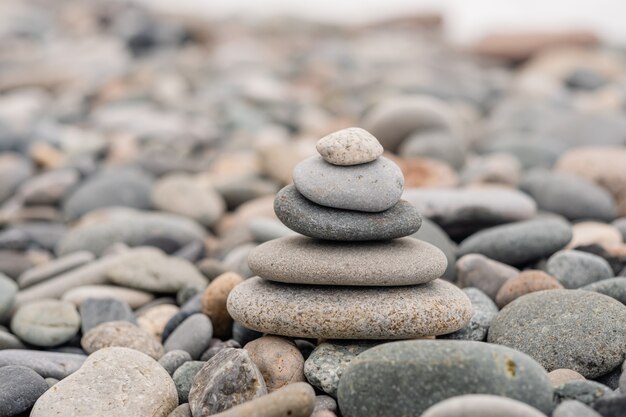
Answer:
547;250;613;289
555;380;613;405
173;361;205;403
164;313;213;360
0;349;86;379
441;287;499;341
0;365;49;417
549;400;601;417
79;297;135;334
158;350;192;375
582;277;626;304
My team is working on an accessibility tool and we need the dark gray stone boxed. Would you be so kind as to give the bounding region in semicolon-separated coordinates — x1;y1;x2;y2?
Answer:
440;287;499;341
614;218;626;242
565;68;607;90
0;350;86;379
0;330;25;349
398;130;465;169
337;340;555;417
79;297;135;334
0;365;49;416
200;339;241;361
232;322;263;346
163;313;213;360
592;394;626;417
168;403;192;417
553;400;603;417
158;350;192;375
173;361;205;403
594;366;622;390
188;348;267;416
582;278;626;304
0;273;17;319
520;170;617;222
412;218;457;281
547;250;613;289
457;218;572;266
161;293;202;342
274;185;420;241
488;290;626;378
555;380;613;405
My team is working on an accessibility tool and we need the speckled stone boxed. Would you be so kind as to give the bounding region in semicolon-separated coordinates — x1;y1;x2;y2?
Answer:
201;272;243;339
548;369;586;386
79;297;136;333
158;350;192;375
163;313;213;360
248;236;446;286
0;365;49;417
316;127;383;166
82;321;164;360
138;304;180;338
245;335;305;392
456;254;519;300
421;394;549;417
0;350;86;379
227;277;471;339
30;347;177;417
581;278;626;304
458;218;572;266
304;341;379;396
547;250;613;289
11;299;80;347
274;185;420;241
208;382;316;417
495;270;564;308
488;290;626;378
188;348;267;416
292;155;403;212
554;380;613;405
337;340;555;417
441;287;499;341
173;361;205;403
553;400;603;417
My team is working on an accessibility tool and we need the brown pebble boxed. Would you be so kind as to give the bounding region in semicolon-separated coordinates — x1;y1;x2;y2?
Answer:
495;270;563;308
547;368;586;386
244;335;306;392
201;272;243;339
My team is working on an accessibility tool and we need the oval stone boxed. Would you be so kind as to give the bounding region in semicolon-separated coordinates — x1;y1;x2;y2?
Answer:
0;365;49;417
337;340;555;417
546;250;613;289
274;185;421;241
248;236;447;286
292;155;403;212
316;127;383;166
11;299;80;347
421;394;548;417
581;278;626;304
488;290;626;378
227;277;471;339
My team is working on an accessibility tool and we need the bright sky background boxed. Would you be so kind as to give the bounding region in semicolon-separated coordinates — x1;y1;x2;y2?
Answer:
135;0;626;45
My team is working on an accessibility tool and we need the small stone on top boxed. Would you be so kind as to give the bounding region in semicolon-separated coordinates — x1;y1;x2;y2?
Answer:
316;127;383;166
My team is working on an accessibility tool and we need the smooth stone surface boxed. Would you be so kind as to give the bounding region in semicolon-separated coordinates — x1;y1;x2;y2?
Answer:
63;285;155;308
173;360;205;403
548;369;587;386
158;349;192;376
188;348;267;416
138;304;180;338
169;404;192;417
458;218;572;266
56;208;206;257
0;329;25;349
399;130;465;169
162;294;202;342
615;218;626;241
441;287;499;341
164;313;213;360
421;394;548;417
79;297;135;334
201;272;243;339
0;350;86;379
0;273;17;319
0;153;32;204
489;290;626;378
107;248;207;293
0;365;49;417
316;127;383;166
555;380;613;405
201;339;242;361
553;400;603;417
18;168;80;206
520;170;617;222
245;335;305;392
11;299;80;347
82;321;164;360
292;155;403;212
227;277;472;339
18;251;95;288
496;270;564;307
547;250;613;289
456;254;520;300
592;395;626;417
403;187;537;238
412;217;457;281
249;218;296;242
62;168;153;221
582;278;626;304
30;347;177;417
208;382;316;417
304;341;379;397
274;185;420;241
567;221;624;250
248;236;446;286
337;340;555;417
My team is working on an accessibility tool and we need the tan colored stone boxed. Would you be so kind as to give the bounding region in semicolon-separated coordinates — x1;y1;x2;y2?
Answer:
62;285;154;308
245;336;305;392
456;254;519;300
137;304;180;338
547;368;586;386
201;272;243;339
316;127;383;166
389;155;458;188
81;321;164;360
566;221;623;250
495;270;564;308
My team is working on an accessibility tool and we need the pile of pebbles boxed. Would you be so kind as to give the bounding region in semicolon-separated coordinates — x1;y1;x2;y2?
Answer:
0;0;626;416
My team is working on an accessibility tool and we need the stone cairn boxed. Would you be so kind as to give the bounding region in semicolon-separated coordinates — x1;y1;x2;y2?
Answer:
228;127;471;339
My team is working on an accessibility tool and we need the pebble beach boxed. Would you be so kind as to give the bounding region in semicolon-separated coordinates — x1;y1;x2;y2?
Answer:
1;1;626;416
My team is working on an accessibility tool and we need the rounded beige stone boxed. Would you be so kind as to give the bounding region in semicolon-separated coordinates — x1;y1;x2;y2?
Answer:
137;304;180;338
316;127;383;166
227;277;471;339
62;285;154;308
81;321;164;360
495;270;564;308
201;272;244;339
244;335;306;391
547;368;586;386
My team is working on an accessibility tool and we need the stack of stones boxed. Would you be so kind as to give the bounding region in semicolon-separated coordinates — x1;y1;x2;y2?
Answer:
228;128;471;339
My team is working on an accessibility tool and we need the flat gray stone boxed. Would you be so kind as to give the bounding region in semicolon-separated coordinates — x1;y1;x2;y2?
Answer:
421;394;548;417
274;185;420;241
614;218;626;241
0;329;25;349
458;218;572;266
456;254;520;300
440;287;499;341
248;236;446;286
316;127;383;166
293;155;403;212
582;278;626;304
399;130;466;169
173;361;205;403
164;313;213;360
0;272;17;319
555;380;613;405
0;350;86;379
227;277;471;339
30;347;178;417
11;299;80;347
412;217;457;281
337;340;555;417
489;290;626;378
79;297;136;334
18;251;95;288
0;153;32;204
592;395;626;417
0;365;49;417
158;350;192;375
547;250;613;289
553;400;603;417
